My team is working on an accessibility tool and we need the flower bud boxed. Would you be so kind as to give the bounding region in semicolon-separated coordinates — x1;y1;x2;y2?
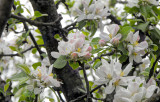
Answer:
84;52;91;59
99;39;106;46
87;46;92;52
71;52;78;60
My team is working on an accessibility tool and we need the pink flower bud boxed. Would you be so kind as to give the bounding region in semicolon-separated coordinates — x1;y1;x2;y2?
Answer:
84;53;91;59
99;39;106;46
71;52;78;60
111;38;119;45
87;46;92;52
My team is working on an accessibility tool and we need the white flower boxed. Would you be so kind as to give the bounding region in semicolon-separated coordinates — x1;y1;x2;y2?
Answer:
76;0;110;22
127;0;139;8
31;64;61;87
51;32;92;60
113;82;146;102
100;24;122;45
94;59;133;94
139;59;150;72
126;31;148;63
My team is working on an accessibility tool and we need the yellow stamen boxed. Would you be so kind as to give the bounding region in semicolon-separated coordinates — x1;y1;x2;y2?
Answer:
109;34;112;39
37;69;42;78
113;80;120;86
107;74;112;80
133;41;139;46
133;52;137;56
142;64;145;68
49;73;53;77
77;48;81;52
120;71;124;77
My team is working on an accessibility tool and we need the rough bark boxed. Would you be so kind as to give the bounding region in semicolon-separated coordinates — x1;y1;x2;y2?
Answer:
29;0;85;101
0;0;14;37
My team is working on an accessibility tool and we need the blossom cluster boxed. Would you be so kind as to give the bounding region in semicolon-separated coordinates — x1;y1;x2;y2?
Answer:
51;32;92;61
95;58;159;102
76;0;110;22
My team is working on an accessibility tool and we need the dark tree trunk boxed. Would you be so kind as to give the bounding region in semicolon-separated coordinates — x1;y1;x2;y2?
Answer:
29;0;86;101
0;0;14;37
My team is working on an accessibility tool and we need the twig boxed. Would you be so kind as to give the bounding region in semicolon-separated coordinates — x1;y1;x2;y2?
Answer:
147;52;160;82
10;14;62;27
107;14;121;25
57;91;65;102
13;5;45;60
78;62;92;102
64;21;77;29
70;84;104;102
0;45;44;57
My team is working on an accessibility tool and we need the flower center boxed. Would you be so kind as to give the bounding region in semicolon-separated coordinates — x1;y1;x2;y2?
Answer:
114;79;120;86
120;71;124;76
133;41;139;46
107;74;112;80
49;73;53;77
77;48;81;52
109;34;112;39
37;69;42;78
142;64;146;69
133;52;137;56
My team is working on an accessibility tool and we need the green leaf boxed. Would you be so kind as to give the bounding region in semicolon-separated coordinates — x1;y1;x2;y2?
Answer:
120;26;132;41
32;62;41;70
9;46;17;51
78;21;86;30
37;39;44;45
35;29;41;34
0;88;4;94
53;55;67;69
157;73;160;79
136;22;150;32
91;37;100;46
17;64;31;74
150;27;160;40
34;11;42;18
140;5;151;19
32;48;37;54
69;61;79;70
4;83;10;92
15;5;24;14
119;55;128;63
89;0;93;5
10;72;28;81
90;22;97;37
149;44;158;51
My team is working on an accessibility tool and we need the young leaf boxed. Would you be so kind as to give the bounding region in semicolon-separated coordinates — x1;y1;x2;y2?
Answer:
53;55;67;69
4;83;10;92
17;64;31;74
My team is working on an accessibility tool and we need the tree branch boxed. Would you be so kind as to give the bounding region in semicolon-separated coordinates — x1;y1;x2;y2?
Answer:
0;45;43;57
10;14;62;27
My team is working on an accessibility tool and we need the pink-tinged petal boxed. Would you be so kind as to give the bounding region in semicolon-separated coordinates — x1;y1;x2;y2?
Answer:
133;31;139;43
123;63;132;76
126;31;133;42
51;52;61;58
99;39;106;46
135;41;148;52
100;33;110;41
107;24;120;37
110;34;122;44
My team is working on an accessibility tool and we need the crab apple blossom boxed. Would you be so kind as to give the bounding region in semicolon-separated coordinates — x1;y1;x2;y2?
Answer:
94;58;134;94
31;64;61;87
126;31;148;63
100;24;122;45
51;32;92;60
76;0;110;22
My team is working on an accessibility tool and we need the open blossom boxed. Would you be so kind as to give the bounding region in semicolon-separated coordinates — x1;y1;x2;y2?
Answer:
126;31;148;63
31;64;61;87
113;77;159;102
94;59;133;94
138;59;150;72
127;0;159;8
76;0;110;22
99;24;122;45
51;32;92;60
